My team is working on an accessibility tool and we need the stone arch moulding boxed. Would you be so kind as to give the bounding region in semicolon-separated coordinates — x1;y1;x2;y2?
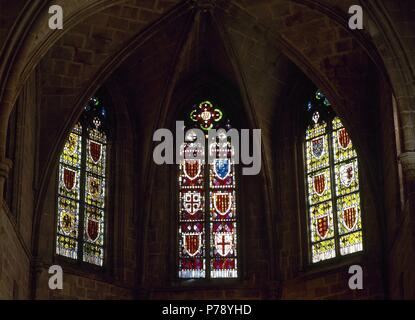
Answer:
137;4;279;287
165;72;255;283
1;0;413;168
211;11;279;283
0;1;126;121
30;82;135;299
210;0;393;283
0;0;190;160
294;0;415;154
0;1;122;159
31;1;193;270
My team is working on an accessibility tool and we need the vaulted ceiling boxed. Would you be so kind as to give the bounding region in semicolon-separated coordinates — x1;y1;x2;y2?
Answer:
1;0;415;220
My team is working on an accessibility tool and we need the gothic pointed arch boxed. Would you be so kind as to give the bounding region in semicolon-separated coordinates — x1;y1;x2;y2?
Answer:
304;90;364;263
178;100;239;279
56;96;108;266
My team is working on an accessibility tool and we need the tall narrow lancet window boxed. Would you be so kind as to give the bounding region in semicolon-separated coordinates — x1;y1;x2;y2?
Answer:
179;101;238;279
56;97;108;266
305;90;363;263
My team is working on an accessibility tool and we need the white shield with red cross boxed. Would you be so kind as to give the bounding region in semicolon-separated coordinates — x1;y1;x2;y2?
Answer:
214;233;234;257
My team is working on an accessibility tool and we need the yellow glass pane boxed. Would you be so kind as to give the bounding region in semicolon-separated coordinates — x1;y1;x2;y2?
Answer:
340;231;363;256
312;239;335;263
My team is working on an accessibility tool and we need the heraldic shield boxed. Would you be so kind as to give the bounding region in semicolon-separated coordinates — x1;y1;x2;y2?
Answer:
343;206;357;231
312;137;324;159
88;176;101;200
184;233;201;256
183;191;201;215
214;159;231;180
313;173;326;196
214;233;233;257
61;211;75;235
214;192;232;216
63;168;76;191
316;215;329;239
89;141;102;163
338;128;351;149
183;159;201;180
87;217;100;242
340;163;354;187
67;133;78;155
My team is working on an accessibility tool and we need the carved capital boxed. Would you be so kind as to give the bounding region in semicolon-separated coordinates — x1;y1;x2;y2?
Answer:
399;152;415;181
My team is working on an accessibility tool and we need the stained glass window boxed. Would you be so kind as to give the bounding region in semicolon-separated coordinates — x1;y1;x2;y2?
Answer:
179;101;238;279
56;97;108;266
305;90;363;264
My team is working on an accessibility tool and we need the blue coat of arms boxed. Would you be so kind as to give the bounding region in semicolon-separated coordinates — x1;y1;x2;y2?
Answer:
214;159;231;180
312;137;325;159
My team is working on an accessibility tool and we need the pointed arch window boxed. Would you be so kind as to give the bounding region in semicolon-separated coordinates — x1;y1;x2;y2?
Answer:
178;101;238;279
56;97;108;266
304;90;363;264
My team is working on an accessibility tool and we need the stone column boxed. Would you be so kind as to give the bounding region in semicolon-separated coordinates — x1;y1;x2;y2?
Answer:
400;152;415;183
0;158;12;200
